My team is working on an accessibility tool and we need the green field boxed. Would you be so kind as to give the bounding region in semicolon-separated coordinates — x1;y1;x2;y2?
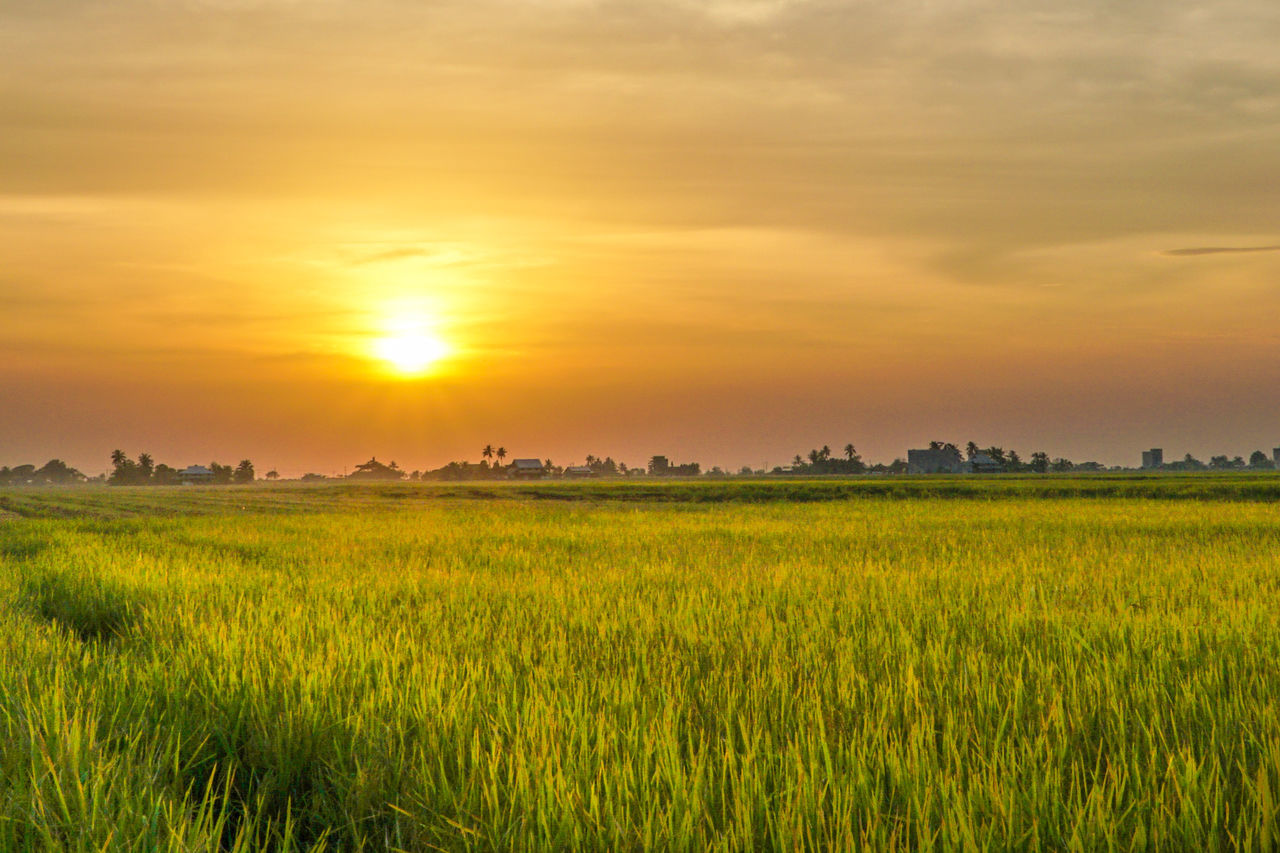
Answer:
3;479;1280;850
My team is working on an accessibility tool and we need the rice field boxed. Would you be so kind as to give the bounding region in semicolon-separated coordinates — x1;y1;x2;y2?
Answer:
2;480;1280;850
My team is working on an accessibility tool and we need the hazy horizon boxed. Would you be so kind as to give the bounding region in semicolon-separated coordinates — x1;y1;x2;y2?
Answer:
5;0;1279;477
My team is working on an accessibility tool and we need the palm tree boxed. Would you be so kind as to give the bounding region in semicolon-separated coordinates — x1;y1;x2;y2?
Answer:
482;444;494;462
844;443;856;461
110;449;127;468
820;445;831;462
792;454;803;467
496;447;507;464
966;441;979;460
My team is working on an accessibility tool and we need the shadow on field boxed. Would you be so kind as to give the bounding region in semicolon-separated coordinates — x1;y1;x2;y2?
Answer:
0;534;49;562
19;569;146;644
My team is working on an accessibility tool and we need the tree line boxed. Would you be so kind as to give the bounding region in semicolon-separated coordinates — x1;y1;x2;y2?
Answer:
0;459;89;486
1161;451;1275;472
107;451;270;485
2;442;1277;488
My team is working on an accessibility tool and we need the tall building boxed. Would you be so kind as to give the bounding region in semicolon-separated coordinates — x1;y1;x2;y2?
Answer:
1274;448;1280;469
1141;448;1164;469
908;447;966;474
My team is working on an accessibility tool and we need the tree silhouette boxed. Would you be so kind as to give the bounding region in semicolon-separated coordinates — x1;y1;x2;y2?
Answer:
496;447;507;464
482;445;494;462
844;443;856;460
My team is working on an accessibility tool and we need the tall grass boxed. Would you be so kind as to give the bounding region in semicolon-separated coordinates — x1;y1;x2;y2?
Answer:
2;491;1279;848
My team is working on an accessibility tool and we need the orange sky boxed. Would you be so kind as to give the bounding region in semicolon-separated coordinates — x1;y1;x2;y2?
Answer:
4;1;1280;475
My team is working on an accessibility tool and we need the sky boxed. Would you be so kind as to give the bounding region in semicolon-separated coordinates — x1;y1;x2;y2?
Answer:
3;0;1280;475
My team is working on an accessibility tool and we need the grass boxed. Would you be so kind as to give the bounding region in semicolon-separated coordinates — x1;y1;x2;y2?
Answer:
1;479;1279;849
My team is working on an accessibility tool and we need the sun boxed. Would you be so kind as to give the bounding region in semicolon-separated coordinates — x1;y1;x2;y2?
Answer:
373;331;450;376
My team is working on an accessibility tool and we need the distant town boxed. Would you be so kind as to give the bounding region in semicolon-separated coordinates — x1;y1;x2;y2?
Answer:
2;442;1279;486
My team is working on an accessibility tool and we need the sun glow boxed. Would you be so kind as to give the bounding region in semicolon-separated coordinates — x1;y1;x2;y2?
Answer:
373;330;451;376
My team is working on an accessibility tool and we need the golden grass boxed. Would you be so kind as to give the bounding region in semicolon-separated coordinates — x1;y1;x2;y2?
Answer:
1;488;1279;849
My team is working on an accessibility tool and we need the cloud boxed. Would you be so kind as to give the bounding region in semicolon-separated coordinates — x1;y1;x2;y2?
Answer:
1163;245;1280;256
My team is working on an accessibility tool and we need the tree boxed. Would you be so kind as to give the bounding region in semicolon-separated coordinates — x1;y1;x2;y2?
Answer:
210;462;234;484
109;450;140;485
1029;451;1050;474
966;441;979;460
136;452;155;482
496;447;507;464
820;445;831;462
1249;450;1274;470
792;454;803;468
1006;450;1023;472
482;445;494;462
1051;457;1075;472
152;463;179;485
266;470;280;480
844;443;857;460
1209;455;1232;470
233;460;255;483
35;459;86;485
807;449;820;465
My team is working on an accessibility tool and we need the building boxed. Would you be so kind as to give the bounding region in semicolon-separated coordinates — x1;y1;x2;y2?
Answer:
907;446;966;474
347;457;404;480
1274;448;1280;469
178;465;213;485
564;466;595;479
1141;448;1164;469
968;453;1004;474
508;458;546;479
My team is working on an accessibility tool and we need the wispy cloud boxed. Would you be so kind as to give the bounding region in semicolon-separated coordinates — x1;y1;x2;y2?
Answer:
1163;245;1280;256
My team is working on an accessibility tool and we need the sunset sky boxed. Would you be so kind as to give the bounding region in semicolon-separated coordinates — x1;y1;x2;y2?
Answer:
4;0;1279;475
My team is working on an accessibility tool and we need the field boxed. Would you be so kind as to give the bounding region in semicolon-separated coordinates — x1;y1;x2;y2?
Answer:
2;478;1280;850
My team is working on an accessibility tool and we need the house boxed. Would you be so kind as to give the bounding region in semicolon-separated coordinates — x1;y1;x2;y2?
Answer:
178;465;213;485
347;457;405;481
564;465;595;479
508;458;546;479
907;447;965;474
647;455;700;476
967;453;1004;474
